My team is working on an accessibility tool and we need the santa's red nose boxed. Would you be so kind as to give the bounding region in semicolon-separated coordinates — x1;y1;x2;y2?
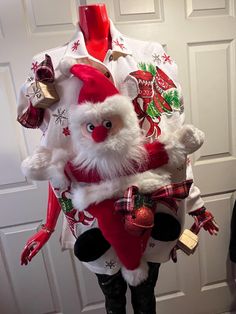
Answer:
92;125;108;143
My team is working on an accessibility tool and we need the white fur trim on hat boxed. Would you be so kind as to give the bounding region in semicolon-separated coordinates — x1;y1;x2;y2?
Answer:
71;169;171;211
70;94;138;128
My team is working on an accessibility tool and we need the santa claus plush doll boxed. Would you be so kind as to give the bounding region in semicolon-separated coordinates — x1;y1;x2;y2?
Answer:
21;61;205;285
64;61;205;284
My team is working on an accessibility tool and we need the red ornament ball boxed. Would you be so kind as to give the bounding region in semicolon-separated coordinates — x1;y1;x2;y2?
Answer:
124;206;154;236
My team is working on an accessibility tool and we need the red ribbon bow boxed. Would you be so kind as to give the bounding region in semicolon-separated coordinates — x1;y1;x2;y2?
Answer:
35;54;55;83
115;179;193;215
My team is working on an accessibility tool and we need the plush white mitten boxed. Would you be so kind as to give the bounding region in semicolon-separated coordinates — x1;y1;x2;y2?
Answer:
175;124;205;154
159;124;205;168
21;146;69;189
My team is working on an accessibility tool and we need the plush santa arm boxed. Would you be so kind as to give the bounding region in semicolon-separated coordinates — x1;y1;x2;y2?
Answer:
71;139;171;211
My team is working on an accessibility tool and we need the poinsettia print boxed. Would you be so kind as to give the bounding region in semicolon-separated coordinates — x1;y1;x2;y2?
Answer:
63;127;70;136
161;53;172;64
71;40;80;52
31;61;38;73
113;39;125;50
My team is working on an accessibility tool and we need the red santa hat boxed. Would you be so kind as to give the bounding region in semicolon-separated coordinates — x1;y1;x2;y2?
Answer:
70;63;119;104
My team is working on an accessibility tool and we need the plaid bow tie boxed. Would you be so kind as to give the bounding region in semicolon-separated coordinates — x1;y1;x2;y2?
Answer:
115;179;193;215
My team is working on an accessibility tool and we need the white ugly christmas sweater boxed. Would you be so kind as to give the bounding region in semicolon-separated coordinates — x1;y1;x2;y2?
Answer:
17;20;204;275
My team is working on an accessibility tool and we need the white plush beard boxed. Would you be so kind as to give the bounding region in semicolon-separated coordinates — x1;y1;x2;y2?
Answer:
72;126;147;180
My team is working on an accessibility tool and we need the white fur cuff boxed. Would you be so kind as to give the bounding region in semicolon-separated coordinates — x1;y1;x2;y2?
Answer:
121;259;149;286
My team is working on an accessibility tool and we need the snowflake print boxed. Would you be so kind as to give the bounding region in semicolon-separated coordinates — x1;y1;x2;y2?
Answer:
71;40;80;52
177;164;184;171
63;127;70;136
162;53;172;64
113;39;125;50
31;61;38;73
152;53;162;65
105;260;117;269
52;108;68;125
27;76;34;82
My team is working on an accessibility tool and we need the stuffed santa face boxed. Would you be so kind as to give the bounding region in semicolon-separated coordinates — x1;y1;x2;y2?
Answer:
68;64;147;181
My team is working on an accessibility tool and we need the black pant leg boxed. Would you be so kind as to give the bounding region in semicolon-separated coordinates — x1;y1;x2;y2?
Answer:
129;262;161;314
96;270;127;314
230;201;236;262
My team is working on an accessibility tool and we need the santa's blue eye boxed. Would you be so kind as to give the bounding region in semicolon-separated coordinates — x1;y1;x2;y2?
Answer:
86;123;95;132
103;120;112;129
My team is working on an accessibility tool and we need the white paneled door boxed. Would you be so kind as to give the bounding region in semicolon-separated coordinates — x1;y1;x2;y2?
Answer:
0;0;236;314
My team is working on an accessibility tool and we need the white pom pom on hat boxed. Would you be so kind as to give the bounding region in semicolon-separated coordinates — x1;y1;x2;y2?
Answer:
59;57;77;77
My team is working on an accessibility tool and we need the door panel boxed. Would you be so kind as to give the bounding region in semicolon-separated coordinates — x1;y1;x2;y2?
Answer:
88;0;236;313
0;0;235;313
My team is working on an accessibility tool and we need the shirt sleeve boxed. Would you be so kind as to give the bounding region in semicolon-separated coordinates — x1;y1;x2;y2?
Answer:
17;57;44;129
186;161;205;213
155;60;205;213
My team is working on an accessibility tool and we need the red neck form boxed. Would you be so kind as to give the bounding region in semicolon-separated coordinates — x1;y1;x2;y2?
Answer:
78;4;111;61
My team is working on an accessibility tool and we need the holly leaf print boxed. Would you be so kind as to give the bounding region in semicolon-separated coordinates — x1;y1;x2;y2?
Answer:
59;197;73;213
147;100;161;118
162;89;181;110
147;63;157;77
138;62;147;71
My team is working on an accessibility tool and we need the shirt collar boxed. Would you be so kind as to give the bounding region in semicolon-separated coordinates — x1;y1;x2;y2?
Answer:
109;20;132;55
64;19;132;60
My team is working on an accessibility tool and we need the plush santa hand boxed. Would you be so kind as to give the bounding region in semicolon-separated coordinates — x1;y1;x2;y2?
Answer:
21;146;70;190
175;124;205;155
158;124;205;169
